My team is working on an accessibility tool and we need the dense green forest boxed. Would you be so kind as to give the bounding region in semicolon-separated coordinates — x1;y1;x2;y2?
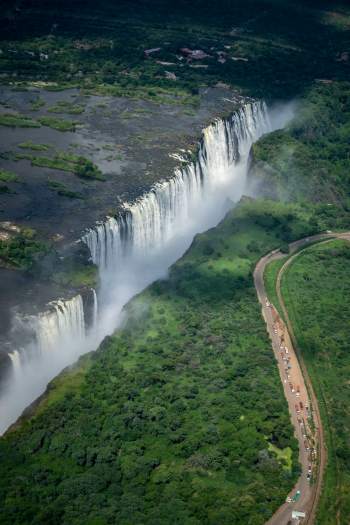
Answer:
281;240;350;525
251;82;350;214
1;0;349;101
0;199;323;525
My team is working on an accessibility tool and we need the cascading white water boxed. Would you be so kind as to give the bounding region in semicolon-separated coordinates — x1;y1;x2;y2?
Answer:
1;99;290;434
91;288;98;331
8;350;21;382
0;295;87;433
81;101;274;338
83;101;270;278
35;296;86;354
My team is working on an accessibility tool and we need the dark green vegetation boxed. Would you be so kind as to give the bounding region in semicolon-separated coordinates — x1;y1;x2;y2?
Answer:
37;116;78;132
47;180;83;199
47;101;85;115
17;153;76;172
0;185;12;194
0;168;18;193
251;82;350;225
0;230;49;270
51;262;98;289
0;228;97;293
0;168;18;183
74;157;104;180
30;97;45;110
281;240;350;525
1;0;349;102
0;112;40;127
18;141;51;151
0;112;78;131
16;152;103;181
0;199;327;524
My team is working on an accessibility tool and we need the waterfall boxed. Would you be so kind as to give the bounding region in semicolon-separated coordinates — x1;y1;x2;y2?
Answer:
91;288;98;331
8;350;21;381
1;98;285;434
0;295;88;434
35;296;85;355
83;101;271;279
10;295;86;364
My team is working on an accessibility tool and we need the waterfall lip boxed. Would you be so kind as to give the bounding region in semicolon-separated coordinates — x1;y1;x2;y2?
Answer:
81;99;272;276
82;99;270;239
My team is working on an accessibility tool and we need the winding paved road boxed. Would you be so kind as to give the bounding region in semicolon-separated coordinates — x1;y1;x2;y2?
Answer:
254;232;350;524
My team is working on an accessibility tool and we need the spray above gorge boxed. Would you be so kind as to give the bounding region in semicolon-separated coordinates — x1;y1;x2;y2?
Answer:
0;99;288;434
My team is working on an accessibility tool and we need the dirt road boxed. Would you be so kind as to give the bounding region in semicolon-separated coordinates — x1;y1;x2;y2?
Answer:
254;232;350;524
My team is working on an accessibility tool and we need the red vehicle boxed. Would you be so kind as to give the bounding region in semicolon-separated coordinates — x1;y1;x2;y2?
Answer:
300;401;304;410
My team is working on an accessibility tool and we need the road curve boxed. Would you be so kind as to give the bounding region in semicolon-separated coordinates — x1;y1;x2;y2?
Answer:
254;232;350;525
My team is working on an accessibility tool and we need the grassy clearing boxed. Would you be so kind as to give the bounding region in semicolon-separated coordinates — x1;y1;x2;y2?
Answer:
0;113;40;128
38;116;78;132
281;240;350;525
0;113;78;131
51;264;98;288
30;98;45;111
47;180;84;199
47;101;85;115
0;169;19;183
16;151;104;180
268;443;293;472
18;141;50;151
18;153;74;172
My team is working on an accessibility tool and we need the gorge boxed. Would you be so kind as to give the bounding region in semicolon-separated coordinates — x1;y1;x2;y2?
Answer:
0;99;282;434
